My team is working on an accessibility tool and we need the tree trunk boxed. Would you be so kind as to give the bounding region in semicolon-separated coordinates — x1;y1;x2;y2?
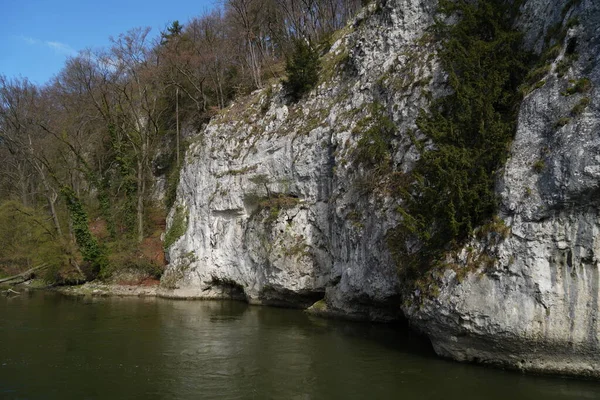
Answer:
47;191;63;238
176;86;180;166
248;39;262;88
0;264;48;284
136;161;145;243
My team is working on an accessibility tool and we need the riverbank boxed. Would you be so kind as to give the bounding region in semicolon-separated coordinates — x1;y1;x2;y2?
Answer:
2;279;159;298
56;280;159;297
7;278;600;382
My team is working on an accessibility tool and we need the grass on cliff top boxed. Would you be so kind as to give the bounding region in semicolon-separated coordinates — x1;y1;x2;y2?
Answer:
389;0;534;280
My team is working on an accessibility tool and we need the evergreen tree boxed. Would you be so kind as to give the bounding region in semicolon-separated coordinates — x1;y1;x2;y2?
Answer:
283;40;320;101
394;0;532;275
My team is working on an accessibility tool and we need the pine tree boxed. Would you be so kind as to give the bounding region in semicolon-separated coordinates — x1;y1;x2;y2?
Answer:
283;40;320;102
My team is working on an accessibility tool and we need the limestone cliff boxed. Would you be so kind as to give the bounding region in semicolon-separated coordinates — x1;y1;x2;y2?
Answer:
160;0;438;320
160;0;600;377
406;0;600;377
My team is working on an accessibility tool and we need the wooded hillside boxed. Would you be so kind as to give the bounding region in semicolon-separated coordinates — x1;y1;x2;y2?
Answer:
0;0;364;284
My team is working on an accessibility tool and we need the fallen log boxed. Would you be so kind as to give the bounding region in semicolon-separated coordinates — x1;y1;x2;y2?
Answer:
0;264;48;284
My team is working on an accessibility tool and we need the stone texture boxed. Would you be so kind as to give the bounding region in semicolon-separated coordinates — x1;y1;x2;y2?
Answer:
160;0;600;377
160;0;438;319
406;0;600;377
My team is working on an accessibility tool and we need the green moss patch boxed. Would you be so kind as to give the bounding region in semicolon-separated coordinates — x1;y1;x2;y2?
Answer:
164;206;188;249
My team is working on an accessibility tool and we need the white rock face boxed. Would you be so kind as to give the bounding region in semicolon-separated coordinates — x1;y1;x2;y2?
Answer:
406;0;600;377
160;0;437;318
161;0;600;376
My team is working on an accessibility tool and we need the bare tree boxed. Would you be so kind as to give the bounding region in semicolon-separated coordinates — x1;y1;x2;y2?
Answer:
108;27;169;242
0;76;64;238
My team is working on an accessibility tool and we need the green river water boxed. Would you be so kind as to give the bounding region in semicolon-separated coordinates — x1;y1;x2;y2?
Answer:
1;291;600;399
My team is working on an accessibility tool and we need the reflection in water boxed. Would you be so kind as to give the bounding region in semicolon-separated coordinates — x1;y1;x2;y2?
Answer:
1;292;600;399
1;293;165;399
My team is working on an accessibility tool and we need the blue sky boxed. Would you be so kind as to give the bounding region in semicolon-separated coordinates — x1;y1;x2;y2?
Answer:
0;0;217;86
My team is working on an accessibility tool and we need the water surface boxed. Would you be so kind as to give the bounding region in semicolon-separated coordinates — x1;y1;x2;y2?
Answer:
1;291;600;399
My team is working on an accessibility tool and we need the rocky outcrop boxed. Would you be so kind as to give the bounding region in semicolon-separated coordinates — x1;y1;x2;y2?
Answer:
161;0;600;377
406;0;600;377
160;0;438;319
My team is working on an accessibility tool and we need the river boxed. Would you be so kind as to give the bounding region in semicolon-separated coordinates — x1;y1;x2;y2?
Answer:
1;291;600;399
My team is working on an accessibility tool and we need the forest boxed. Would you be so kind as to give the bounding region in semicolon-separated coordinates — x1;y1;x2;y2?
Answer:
0;0;365;284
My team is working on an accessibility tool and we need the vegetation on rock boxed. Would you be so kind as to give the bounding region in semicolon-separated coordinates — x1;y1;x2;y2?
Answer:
390;0;534;278
164;206;189;250
283;40;321;101
0;0;364;284
352;102;396;168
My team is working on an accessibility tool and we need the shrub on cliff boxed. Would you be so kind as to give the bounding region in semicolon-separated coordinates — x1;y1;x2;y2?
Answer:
391;0;533;277
283;39;321;102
